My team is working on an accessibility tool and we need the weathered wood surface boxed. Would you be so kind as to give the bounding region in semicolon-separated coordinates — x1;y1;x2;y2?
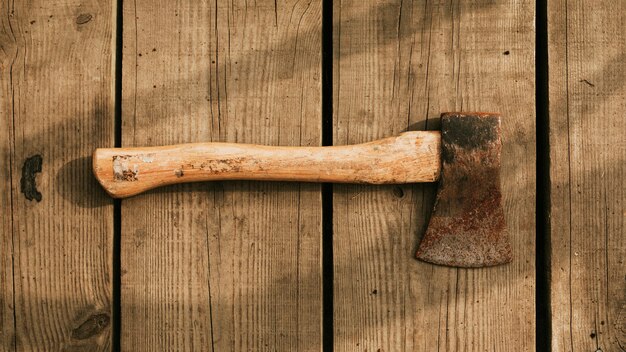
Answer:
332;0;536;350
0;1;15;348
548;0;626;351
0;0;114;350
120;0;322;350
4;0;626;350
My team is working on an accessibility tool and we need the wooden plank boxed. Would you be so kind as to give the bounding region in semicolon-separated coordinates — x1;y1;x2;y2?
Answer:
120;0;322;350
548;0;626;350
332;0;536;350
0;0;115;350
1;1;15;348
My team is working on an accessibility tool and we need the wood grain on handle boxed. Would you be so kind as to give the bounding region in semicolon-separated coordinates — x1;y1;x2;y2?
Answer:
93;131;441;198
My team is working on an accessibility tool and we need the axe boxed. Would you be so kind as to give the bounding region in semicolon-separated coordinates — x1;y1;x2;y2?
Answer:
93;112;512;268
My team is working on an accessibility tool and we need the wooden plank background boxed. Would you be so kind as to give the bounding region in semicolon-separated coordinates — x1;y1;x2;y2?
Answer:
0;0;114;351
332;0;536;350
0;2;14;349
120;0;322;350
1;0;625;351
548;0;626;351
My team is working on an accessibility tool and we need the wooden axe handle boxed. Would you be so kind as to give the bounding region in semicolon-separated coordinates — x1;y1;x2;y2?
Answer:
93;131;441;198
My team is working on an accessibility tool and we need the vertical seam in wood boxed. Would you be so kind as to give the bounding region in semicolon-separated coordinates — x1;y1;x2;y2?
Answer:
7;0;19;348
321;0;333;350
113;0;123;350
296;184;302;351
603;184;609;333
132;0;138;146
213;0;222;139
204;206;216;351
563;0;575;350
536;0;552;350
422;0;433;129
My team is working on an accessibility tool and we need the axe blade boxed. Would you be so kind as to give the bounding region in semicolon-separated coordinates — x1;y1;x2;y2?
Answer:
416;112;512;267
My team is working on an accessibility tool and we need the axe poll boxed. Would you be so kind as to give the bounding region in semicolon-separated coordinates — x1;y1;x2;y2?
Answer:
93;112;512;268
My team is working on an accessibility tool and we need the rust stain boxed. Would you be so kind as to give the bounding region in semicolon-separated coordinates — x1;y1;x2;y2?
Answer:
416;112;512;267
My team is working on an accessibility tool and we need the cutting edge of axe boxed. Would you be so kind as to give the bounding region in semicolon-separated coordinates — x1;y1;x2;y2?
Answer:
93;112;511;268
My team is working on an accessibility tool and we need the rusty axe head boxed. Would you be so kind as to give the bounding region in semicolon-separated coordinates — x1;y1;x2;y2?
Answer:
416;112;512;267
